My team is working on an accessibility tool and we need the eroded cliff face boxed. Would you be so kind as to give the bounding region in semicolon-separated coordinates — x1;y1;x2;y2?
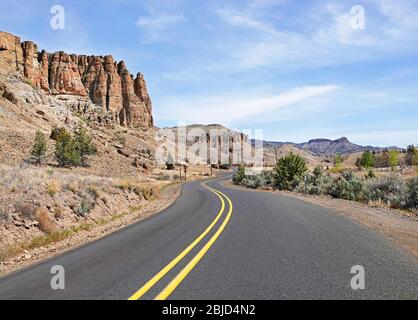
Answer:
0;31;153;128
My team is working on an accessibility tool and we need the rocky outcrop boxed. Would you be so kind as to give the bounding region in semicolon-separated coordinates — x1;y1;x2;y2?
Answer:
49;52;88;96
0;31;153;128
21;41;50;91
134;72;153;127
0;32;23;75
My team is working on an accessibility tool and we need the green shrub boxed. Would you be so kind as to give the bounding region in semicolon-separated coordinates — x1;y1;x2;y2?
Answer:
274;152;308;190
296;173;334;195
31;130;48;164
334;154;343;170
76;190;98;216
233;166;246;185
77;198;94;217
259;170;275;186
365;175;407;209
313;166;323;178
360;150;374;169
388;150;399;172
55;129;81;167
241;175;262;189
365;169;376;180
74;123;97;166
407;177;418;210
328;171;366;201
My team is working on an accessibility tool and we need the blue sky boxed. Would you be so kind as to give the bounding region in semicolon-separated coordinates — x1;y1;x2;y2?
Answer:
1;0;418;147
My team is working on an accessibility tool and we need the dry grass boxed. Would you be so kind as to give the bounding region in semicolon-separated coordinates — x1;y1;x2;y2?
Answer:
0;206;11;226
0;165;115;194
53;207;64;219
46;180;60;197
0;205;144;263
115;179;160;200
0;164;165;263
34;208;56;234
14;202;36;219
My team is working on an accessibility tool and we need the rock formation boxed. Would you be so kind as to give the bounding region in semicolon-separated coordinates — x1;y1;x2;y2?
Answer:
0;31;153;128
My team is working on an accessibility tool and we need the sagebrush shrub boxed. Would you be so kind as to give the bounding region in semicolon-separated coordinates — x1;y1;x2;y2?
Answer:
297;173;334;195
365;175;407;209
327;171;366;201
241;175;262;189
407;177;418;209
233;167;246;185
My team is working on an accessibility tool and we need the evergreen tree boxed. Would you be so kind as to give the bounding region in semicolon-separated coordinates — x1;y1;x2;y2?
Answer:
406;145;418;166
334;154;343;171
74;124;97;166
31;130;48;164
389;150;399;172
233;166;246;185
360;150;374;169
274;152;308;190
55;129;80;167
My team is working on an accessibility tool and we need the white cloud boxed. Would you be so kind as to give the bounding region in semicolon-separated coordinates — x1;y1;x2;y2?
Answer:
216;7;277;35
136;13;185;29
156;85;339;125
135;13;185;43
210;1;418;73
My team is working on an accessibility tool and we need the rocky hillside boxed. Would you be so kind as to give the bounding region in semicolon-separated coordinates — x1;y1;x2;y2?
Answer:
0;31;153;128
168;124;250;165
0;30;159;177
255;137;402;156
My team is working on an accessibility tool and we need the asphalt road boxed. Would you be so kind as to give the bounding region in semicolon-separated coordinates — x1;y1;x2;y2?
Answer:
0;175;417;300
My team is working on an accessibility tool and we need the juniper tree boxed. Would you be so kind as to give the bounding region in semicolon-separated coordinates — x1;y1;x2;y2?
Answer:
31;130;48;164
274;152;308;190
389;150;399;172
74;124;97;166
360;150;374;169
55;129;80;167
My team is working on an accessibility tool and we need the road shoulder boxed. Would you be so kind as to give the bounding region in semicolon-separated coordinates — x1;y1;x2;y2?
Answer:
0;182;182;277
224;181;418;259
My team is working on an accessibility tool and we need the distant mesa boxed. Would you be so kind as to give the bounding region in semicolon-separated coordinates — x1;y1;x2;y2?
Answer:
252;137;402;156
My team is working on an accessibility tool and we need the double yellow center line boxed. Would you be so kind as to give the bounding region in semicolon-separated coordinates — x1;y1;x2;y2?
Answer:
128;178;233;300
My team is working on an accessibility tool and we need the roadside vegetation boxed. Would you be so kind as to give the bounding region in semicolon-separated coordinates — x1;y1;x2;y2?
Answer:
233;150;418;214
0;164;165;263
30;123;97;167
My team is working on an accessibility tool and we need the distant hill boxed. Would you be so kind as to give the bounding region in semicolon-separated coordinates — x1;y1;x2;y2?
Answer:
252;137;403;156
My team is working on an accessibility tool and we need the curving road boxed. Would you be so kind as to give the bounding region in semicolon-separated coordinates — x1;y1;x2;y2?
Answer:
0;175;417;300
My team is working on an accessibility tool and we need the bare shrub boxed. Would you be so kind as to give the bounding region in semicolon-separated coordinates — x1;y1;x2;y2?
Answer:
34;209;56;234
46;180;60;196
54;207;64;220
0;206;11;226
14;202;36;220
